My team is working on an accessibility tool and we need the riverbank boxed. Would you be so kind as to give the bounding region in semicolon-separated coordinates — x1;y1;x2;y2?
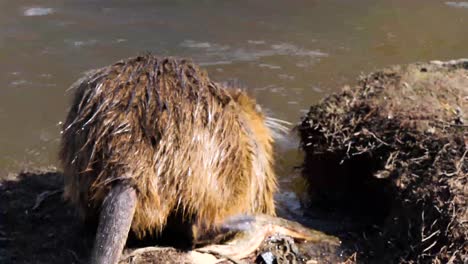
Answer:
0;169;344;264
1;59;466;263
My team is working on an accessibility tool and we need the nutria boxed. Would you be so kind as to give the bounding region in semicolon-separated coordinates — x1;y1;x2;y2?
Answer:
60;55;338;264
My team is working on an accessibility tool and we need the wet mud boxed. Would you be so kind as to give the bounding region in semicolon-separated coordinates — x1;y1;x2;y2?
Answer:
0;170;91;264
0;170;342;264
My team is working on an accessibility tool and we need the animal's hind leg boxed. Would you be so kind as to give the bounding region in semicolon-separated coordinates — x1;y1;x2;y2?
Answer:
195;214;340;261
90;183;137;264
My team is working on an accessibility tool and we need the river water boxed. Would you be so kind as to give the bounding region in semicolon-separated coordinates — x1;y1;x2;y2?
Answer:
1;0;467;205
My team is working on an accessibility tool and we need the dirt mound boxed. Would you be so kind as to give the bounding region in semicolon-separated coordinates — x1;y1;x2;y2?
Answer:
298;60;467;263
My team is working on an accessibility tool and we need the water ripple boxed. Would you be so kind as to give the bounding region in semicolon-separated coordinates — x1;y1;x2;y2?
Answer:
23;7;55;17
180;40;327;66
445;1;468;8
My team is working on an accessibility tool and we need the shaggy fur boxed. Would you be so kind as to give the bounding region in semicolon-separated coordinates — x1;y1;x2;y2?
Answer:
60;55;278;238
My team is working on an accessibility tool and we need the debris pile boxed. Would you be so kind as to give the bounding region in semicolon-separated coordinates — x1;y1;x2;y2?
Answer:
298;60;467;263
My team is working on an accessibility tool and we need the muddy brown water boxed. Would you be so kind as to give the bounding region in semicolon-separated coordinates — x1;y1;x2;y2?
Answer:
1;0;468;246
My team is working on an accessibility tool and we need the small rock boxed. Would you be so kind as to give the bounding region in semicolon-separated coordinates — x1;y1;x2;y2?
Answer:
256;251;276;264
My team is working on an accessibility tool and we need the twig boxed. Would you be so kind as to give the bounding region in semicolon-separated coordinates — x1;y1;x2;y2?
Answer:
67;249;84;264
194;249;243;264
341;252;357;264
455;149;467;173
422;240;437;253
442;149;467;176
361;128;390;146
32;189;63;210
447;250;459;264
421;230;440;242
432;143;450;166
435;119;468;128
124;246;173;260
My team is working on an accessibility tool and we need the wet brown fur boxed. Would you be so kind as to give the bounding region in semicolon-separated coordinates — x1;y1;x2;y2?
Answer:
60;55;277;239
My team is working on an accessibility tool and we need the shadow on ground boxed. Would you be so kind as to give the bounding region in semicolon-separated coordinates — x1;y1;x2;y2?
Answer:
0;171;91;264
0;171;344;264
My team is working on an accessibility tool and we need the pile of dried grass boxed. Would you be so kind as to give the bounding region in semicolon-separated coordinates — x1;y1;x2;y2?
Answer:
298;60;467;263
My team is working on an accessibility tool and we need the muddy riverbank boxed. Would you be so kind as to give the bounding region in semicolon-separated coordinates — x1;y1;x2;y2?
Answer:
1;59;466;263
0;169;343;264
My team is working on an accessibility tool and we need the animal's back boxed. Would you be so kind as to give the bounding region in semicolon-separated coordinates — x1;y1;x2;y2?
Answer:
60;55;277;238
